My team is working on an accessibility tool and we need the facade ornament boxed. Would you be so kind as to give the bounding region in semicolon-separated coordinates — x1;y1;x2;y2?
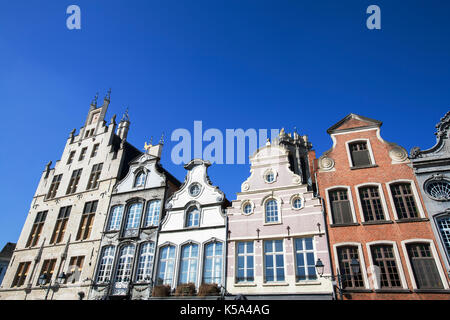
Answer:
241;182;250;192
144;139;153;153
105;88;111;101
121;107;130;122
389;146;408;162
91;92;99;107
318;156;335;171
410;146;421;159
159;132;165;145
110;114;116;125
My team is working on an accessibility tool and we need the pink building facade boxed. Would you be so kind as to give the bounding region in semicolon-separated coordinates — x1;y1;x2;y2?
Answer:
226;131;334;299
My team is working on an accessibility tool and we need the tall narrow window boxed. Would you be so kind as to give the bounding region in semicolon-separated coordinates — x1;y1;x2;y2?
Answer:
124;203;143;232
337;246;364;289
11;262;31;288
134;172;146;187
50;206;71;244
144;200;161;227
264;240;284;282
186;207;200;227
179;243;199;284
265;199;279;223
156;245;176;285
26;211;47;247
359;186;385;221
67;151;76;165
96;246;115;283
78;147;87;161
236;242;254;283
86;163;103;190
349;141;371;167
37;259;57;285
406;243;443;289
203;242;223;284
91;144;99;158
107;205;124;231
437;216;450;259
370;245;402;289
136;242;155;282
329;189;353;224
76;200;98;240
46;174;62;200
66;169;82;194
390;183;419;220
66;256;85;284
295;237;316;281
114;245;135;284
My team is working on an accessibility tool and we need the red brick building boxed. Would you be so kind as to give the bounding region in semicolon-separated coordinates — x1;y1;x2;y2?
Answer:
314;113;450;300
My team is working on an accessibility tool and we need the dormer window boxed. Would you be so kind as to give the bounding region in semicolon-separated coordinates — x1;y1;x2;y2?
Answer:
134;172;146;187
349;141;372;167
186;207;200;227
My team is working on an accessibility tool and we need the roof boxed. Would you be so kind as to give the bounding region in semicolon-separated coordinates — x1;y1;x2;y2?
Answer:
326;113;382;134
0;242;16;259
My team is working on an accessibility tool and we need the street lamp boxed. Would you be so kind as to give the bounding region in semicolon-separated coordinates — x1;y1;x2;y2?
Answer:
39;272;66;300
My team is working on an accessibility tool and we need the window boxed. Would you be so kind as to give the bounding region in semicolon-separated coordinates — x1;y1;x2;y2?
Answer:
437;216;450;259
265;199;279;223
37;259;57;285
203;242;223;284
359;186;385;221
107;206;124;231
85;129;95;138
426;180;450;201
406;243;443;289
96;246;115;283
136;242;155;282
189;184;201;197
236;242;254;283
46;174;62;199
114;245;135;283
87;163;103;190
134;172;146;187
11;262;31;288
76;200;98;240
66;256;85;284
26;211;47;247
91;144;99;158
50;206;71;244
370;245;402;289
179;243;198;284
265;171;275;183
337;246;364;289
66;169;82;194
329;189;353;224
264;240;284;282
67;151;76;165
349;141;371;167
294;237;316;281
292;197;302;209
186;207;200;227
390;183;419;219
243;203;252;215
124;203;143;230
144;200;161;227
156;245;176;285
79;147;87;161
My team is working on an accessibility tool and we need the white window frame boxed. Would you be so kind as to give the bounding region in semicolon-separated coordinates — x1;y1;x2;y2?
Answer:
241;200;255;216
144;199;161;227
178;241;200;285
345;138;376;168
355;183;391;222
325;186;357;225
290;194;305;210
156;244;177;287
202;241;224;285
293;236;317;282
263;239;286;283
385;180;426;220
235;241;255;283
332;242;370;289
400;239;449;290
262;196;282;225
135;241;155;283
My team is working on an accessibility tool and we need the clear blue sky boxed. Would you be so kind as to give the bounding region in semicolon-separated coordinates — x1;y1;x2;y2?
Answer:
0;1;449;248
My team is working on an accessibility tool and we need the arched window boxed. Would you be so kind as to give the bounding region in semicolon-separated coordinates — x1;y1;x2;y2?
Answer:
96;246;115;283
203;242;223;284
134;171;146;187
179;243;199;284
124;203;143;230
265;199;279;223
437;215;450;258
156;245;176;286
144;200;161;227
107;206;124;231
136;242;155;282
186;207;200;227
114;244;135;284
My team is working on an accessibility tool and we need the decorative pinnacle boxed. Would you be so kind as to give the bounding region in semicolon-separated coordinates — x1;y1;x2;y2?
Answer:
105;88;111;101
91;92;99;106
159;132;165;145
121;107;130;122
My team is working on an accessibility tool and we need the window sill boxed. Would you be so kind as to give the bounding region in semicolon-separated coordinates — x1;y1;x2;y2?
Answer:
295;280;321;286
350;164;378;170
361;220;394;226
374;289;411;293
263;222;282;226
413;289;450;293
234;283;257;287
395;218;429;224
262;282;289;287
341;289;373;293
330;223;360;228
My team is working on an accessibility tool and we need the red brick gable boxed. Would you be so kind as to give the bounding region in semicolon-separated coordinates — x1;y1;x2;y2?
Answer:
327;113;382;134
337;118;375;130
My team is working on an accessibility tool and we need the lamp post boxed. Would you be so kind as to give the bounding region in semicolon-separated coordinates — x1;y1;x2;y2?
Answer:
38;272;66;300
315;258;360;300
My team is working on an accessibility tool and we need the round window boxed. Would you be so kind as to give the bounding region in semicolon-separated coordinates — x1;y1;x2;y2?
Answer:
243;203;252;214
293;198;302;209
189;184;201;197
265;171;275;183
426;180;450;201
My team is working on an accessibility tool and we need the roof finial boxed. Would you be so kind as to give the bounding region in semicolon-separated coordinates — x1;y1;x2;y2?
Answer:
91;92;99;106
159;132;165;145
105;88;111;101
121;107;129;122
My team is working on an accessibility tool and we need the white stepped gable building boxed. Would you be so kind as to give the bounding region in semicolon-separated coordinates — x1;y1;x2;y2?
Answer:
156;159;229;292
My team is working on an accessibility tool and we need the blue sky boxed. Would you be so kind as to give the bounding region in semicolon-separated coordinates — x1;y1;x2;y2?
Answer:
0;1;449;248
